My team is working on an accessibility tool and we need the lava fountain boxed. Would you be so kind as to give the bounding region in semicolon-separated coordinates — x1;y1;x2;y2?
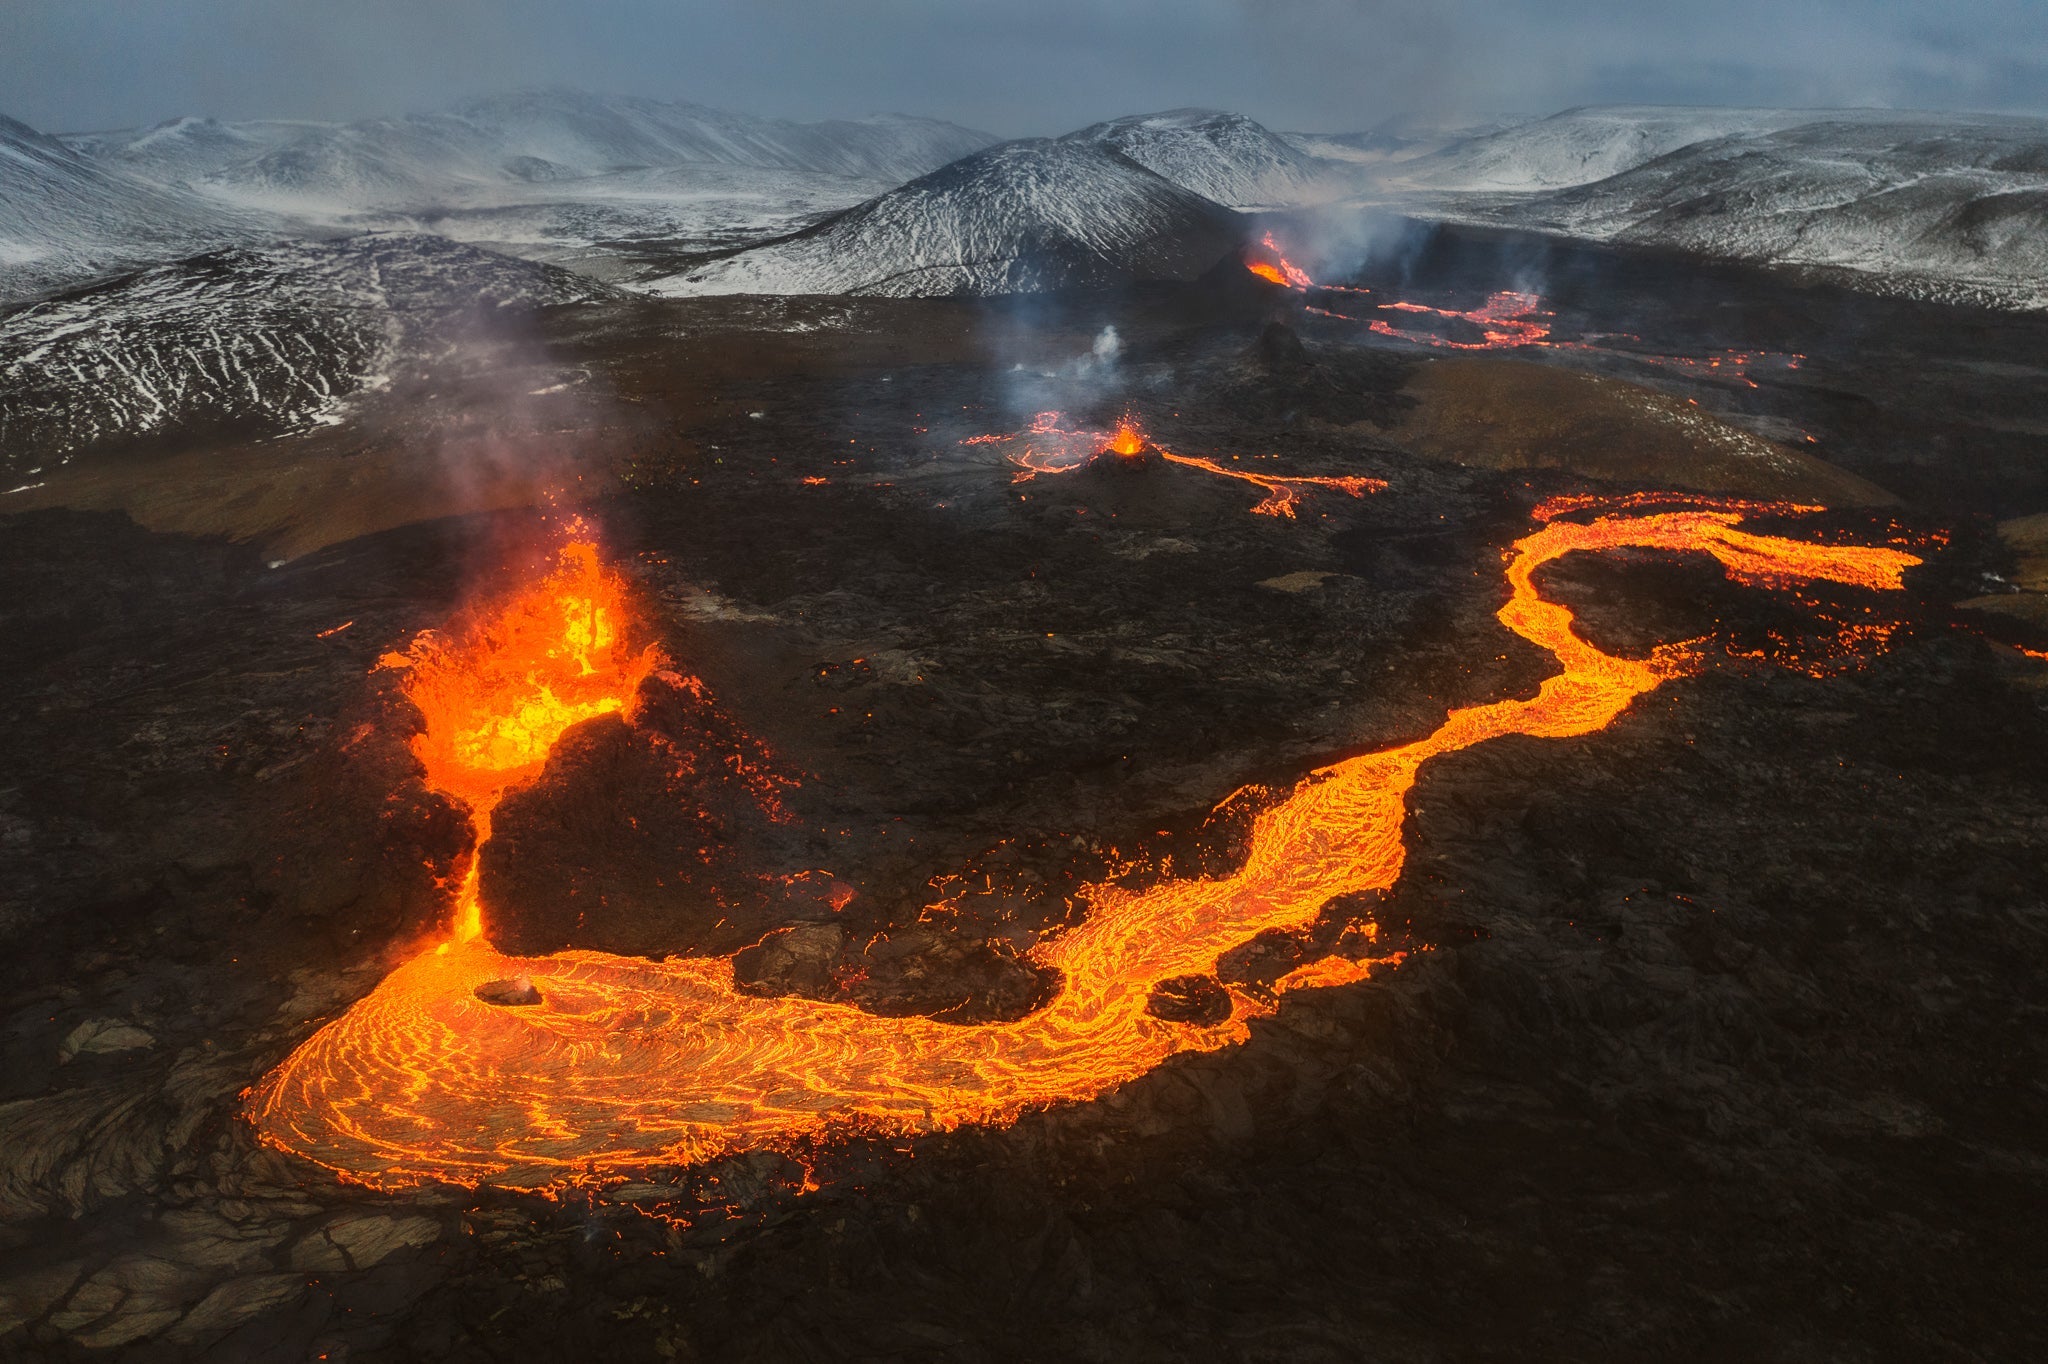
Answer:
379;527;660;944
248;500;1920;1190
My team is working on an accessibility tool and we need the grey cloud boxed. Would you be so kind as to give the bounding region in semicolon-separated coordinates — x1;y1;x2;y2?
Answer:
1;0;2041;136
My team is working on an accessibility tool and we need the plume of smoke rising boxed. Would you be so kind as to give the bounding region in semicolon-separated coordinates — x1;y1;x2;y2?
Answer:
350;276;621;579
1074;325;1121;377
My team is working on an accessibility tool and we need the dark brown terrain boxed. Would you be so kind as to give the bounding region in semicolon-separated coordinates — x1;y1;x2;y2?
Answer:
2;227;2046;1361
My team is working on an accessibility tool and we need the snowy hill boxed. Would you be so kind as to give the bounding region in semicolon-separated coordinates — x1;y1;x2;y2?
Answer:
1388;105;1867;192
647;139;1244;298
70;92;997;216
0;114;275;302
1062;108;1334;208
1418;112;2048;310
0;233;611;473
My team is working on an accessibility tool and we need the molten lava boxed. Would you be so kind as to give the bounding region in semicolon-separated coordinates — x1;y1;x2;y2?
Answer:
1252;233;1805;386
987;411;1386;517
248;501;1919;1191
1369;292;1554;349
1106;419;1146;459
1242;233;1367;294
382;528;659;942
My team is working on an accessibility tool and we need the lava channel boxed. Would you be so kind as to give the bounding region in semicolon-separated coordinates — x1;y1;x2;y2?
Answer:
247;503;1919;1190
987;411;1387;517
1244;240;1805;386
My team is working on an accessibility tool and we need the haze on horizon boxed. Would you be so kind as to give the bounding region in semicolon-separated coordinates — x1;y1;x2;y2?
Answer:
3;0;2045;138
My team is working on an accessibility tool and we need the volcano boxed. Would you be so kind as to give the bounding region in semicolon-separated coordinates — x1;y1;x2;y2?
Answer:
648;139;1244;297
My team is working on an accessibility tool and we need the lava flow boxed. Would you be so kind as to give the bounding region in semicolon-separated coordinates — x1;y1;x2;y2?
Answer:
1244;240;1804;385
1243;232;1368;294
247;501;1919;1190
990;411;1386;517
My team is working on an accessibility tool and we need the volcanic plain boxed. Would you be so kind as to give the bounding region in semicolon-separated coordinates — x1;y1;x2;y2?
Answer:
3;227;2047;1361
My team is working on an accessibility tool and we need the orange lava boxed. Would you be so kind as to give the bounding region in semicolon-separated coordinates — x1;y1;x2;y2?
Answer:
1370;292;1554;349
1250;234;1803;385
379;527;659;942
247;502;1918;1191
1243;232;1367;294
986;411;1386;517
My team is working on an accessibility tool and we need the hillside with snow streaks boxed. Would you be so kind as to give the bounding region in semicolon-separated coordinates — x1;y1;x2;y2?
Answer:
0;116;276;302
648;140;1244;298
1491;117;2048;309
0;234;610;475
1063;109;1337;208
1388;105;1871;192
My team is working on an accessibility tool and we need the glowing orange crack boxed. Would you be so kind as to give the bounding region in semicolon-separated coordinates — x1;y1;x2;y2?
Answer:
247;505;1918;1189
989;412;1386;517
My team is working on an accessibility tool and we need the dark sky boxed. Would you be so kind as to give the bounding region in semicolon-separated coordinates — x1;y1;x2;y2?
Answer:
4;0;2044;136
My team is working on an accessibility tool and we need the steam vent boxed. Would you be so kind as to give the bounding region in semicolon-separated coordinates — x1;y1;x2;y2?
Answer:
4;70;2047;1362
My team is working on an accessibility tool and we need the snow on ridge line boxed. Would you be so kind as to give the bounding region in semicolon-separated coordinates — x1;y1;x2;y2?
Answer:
1061;108;1346;209
645;139;1246;299
59;92;1000;217
0;233;615;472
1404;113;2048;312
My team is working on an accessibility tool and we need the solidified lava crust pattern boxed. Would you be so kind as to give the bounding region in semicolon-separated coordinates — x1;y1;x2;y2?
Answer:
246;506;1919;1190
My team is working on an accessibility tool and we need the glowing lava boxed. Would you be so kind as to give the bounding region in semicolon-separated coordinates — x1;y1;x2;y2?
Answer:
1369;292;1554;349
989;411;1386;518
1248;235;1805;386
380;528;659;942
1243;233;1367;294
248;501;1918;1190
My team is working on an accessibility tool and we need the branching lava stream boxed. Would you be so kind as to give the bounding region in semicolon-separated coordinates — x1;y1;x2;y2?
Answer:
248;504;1919;1190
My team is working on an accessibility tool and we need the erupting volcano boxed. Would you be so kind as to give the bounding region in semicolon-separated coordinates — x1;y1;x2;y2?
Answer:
985;410;1386;516
381;528;661;944
247;499;1919;1192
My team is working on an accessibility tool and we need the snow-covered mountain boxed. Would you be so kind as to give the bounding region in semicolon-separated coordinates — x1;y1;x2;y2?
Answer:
648;139;1244;298
0;115;276;302
1404;111;2048;310
1388;105;1866;192
0;233;611;474
69;92;998;216
1062;109;1335;208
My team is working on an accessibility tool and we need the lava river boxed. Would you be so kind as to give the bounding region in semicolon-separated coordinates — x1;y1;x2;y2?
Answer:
247;503;1919;1190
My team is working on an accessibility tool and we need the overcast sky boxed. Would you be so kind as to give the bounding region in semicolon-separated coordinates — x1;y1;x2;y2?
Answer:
3;0;2044;135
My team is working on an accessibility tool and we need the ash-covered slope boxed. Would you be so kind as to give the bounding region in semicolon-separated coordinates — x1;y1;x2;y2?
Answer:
1062;108;1333;207
71;92;997;215
0;233;611;474
0;114;275;302
1494;117;2048;309
650;139;1244;298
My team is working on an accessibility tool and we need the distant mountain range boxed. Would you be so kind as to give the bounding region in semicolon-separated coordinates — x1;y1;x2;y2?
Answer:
4;93;2046;312
62;91;998;213
1387;105;2048;310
